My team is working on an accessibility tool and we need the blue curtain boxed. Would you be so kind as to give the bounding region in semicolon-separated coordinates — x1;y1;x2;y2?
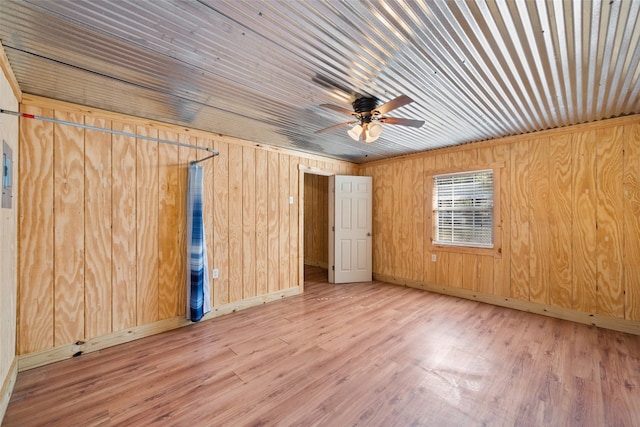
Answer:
186;164;211;322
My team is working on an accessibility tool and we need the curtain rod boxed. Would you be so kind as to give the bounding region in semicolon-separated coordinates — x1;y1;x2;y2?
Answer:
0;108;219;159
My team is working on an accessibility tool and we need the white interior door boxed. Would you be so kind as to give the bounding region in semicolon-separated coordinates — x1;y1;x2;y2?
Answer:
329;175;372;283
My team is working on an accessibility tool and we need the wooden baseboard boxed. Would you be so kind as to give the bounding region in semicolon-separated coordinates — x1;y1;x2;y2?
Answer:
18;286;300;372
0;357;18;424
304;260;329;269
374;273;640;336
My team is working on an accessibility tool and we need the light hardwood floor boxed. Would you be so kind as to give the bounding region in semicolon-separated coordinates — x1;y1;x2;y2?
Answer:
4;266;640;426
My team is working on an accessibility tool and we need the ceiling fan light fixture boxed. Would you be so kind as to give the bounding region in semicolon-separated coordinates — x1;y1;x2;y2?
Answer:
365;123;382;142
318;94;421;142
347;124;362;141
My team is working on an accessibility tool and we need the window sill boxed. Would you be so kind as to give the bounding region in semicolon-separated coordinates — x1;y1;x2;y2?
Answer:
428;241;502;258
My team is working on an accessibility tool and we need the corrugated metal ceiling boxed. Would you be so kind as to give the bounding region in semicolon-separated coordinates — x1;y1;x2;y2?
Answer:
1;0;639;163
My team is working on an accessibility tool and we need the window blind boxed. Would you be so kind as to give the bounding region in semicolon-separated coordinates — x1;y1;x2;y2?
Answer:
433;169;494;248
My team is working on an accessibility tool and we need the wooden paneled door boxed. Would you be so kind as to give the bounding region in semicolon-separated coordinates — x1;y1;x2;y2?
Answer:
329;175;373;283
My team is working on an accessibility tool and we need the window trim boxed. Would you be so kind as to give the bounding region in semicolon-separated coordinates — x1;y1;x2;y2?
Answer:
426;163;503;258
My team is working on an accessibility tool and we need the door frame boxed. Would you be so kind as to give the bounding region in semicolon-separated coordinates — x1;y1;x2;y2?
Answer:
298;164;334;292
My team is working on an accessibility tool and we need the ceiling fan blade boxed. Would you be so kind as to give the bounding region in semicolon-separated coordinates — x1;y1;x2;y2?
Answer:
374;94;414;115
319;103;356;116
378;117;425;128
315;121;357;134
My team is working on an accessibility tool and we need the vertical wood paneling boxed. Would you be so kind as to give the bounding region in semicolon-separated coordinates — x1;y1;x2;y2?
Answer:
53;111;85;346
391;159;423;281
84;117;112;338
289;156;299;287
453;148;478;168
422;156;436;285
434;153;452;286
255;149;268;296
135;126;159;325
16;97;640;358
450;150;476;289
111;121;137;331
18;106;54;353
228;144;243;303
353;120;637;325
302;170;329;268
397;162;412;279
242;146;256;299
410;158;424;282
304;174;317;260
510;140;531;300
157;130;181;319
373;164;395;275
311;172;321;264
370;165;384;276
595;126;624;318
462;253;478;291
529;137;550;304
623;123;640;321
549;133;573;308
267;151;279;293
394;163;405;276
572;130;597;313
213;141;229;306
320;175;328;266
303;172;312;261
320;172;328;267
0;61;17;399
448;252;463;288
298;158;309;280
435;251;449;286
279;154;290;290
477;255;494;294
18;99;357;357
479;144;508;296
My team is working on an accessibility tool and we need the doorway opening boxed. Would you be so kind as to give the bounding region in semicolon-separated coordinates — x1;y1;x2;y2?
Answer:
302;171;329;283
299;165;373;287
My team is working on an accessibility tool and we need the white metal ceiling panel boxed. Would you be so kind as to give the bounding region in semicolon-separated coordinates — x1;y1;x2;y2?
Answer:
1;0;638;163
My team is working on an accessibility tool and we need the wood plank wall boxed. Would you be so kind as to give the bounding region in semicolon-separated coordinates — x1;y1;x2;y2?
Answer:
303;173;329;268
17;94;638;358
17;96;357;355
0;51;19;417
360;115;640;323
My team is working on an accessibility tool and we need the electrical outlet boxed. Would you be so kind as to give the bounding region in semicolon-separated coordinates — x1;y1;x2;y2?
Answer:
212;268;219;279
289;195;294;205
431;254;437;262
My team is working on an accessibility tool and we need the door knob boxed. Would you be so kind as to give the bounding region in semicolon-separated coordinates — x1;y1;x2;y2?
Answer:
367;232;372;236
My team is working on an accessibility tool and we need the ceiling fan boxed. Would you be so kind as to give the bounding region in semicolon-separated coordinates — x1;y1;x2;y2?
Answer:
315;94;425;143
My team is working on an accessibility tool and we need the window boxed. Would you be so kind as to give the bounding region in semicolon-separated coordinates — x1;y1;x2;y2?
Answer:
432;169;494;248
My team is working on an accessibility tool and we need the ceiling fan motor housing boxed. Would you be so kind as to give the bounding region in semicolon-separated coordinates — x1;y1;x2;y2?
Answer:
352;97;378;123
315;94;422;136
